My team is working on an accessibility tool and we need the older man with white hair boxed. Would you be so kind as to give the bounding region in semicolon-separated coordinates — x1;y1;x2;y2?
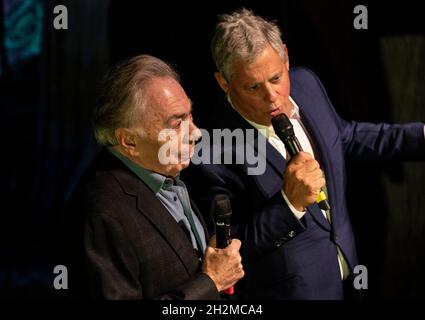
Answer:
64;55;244;299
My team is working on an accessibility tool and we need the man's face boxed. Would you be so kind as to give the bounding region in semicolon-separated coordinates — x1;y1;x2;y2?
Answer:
217;45;292;126
132;77;200;177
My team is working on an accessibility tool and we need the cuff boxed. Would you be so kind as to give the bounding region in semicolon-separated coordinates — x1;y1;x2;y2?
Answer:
281;189;307;220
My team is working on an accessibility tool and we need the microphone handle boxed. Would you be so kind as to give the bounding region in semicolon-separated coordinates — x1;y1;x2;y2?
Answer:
215;223;231;249
215;223;234;296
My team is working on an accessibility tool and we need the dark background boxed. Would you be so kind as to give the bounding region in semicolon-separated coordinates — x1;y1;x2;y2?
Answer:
0;0;424;299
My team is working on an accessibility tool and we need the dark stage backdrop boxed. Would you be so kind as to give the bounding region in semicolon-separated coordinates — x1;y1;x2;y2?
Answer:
0;0;424;299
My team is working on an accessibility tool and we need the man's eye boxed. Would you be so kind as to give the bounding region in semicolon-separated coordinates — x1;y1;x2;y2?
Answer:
173;120;182;129
183;113;193;122
271;76;281;83
248;84;259;91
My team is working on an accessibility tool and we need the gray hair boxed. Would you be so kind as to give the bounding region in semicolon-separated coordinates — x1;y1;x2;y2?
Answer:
93;55;180;146
211;8;287;81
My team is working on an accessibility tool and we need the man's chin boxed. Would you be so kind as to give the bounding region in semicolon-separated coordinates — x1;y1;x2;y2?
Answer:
165;162;190;177
179;161;190;170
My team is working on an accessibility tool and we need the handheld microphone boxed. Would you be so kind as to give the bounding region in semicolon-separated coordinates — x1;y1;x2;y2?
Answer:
211;194;234;295
271;113;330;211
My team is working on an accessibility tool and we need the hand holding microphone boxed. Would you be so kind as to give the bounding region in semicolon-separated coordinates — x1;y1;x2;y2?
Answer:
202;195;244;294
272;113;330;212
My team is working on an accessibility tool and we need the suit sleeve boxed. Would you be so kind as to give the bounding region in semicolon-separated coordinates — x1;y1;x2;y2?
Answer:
84;212;219;300
338;118;425;162
302;66;425;162
84;212;142;299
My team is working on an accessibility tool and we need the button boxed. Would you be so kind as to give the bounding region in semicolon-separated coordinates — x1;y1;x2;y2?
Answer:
165;178;174;187
173;196;178;201
333;234;338;242
274;240;283;247
288;230;295;238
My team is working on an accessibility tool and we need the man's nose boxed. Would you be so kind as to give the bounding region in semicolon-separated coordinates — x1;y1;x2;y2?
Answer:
264;84;278;103
189;120;202;143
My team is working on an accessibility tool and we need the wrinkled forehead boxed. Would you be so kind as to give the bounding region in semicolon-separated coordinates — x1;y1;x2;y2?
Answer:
142;77;191;121
230;46;286;81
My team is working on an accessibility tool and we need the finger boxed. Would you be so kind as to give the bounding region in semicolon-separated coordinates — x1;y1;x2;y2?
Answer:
238;269;245;278
308;169;325;181
233;261;243;271
203;246;216;257
291;151;313;165
234;254;242;265
304;160;320;172
228;238;242;250
311;178;326;190
306;185;318;196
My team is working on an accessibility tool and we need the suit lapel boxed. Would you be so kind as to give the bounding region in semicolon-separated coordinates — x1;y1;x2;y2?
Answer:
107;152;202;274
250;133;288;200
135;184;201;272
291;95;333;231
190;198;210;240
226;105;287;200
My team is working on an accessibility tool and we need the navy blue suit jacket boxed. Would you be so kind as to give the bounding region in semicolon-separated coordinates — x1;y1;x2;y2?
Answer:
183;67;425;299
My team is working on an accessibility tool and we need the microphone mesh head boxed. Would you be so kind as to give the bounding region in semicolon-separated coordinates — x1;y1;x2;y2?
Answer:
212;194;231;220
271;113;294;138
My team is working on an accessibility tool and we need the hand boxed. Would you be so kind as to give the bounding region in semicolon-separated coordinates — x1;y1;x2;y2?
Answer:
202;238;244;292
283;152;326;211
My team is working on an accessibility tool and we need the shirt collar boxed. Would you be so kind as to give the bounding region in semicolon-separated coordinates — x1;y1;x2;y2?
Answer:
107;147;179;194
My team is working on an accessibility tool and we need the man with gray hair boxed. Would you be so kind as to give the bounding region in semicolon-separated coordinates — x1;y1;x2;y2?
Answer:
64;54;244;299
185;8;425;299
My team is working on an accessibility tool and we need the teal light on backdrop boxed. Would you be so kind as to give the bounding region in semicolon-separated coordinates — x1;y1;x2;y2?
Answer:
1;0;43;76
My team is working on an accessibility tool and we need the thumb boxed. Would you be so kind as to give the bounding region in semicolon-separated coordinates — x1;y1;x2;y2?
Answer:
228;238;241;251
208;235;217;248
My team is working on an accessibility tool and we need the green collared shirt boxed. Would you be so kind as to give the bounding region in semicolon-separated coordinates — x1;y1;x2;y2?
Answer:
108;147;206;254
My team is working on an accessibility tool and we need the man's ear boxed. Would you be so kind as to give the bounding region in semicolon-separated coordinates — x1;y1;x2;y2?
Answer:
115;128;137;156
214;72;229;93
283;44;290;70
